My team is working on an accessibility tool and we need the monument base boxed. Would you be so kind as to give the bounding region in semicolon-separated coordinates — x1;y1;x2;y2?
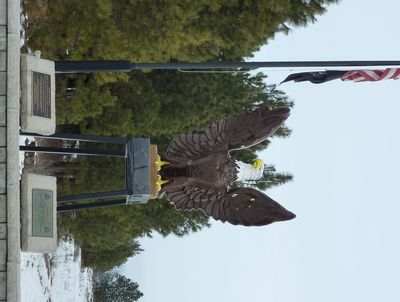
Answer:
21;173;57;253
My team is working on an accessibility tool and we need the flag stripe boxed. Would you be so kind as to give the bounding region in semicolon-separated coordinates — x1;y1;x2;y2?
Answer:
385;68;396;79
342;68;400;82
392;69;400;78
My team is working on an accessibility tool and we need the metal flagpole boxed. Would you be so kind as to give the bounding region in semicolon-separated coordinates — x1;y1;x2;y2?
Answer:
54;60;400;74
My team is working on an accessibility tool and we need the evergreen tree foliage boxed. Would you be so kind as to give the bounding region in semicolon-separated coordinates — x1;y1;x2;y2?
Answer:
94;272;143;302
62;71;293;138
83;240;142;271
56;76;118;125
24;0;338;64
237;164;294;191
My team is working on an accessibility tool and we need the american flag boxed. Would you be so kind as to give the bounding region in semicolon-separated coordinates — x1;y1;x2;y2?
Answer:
342;68;400;82
281;68;400;84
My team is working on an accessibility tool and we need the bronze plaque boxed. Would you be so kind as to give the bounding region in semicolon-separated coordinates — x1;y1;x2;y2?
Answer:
32;189;53;237
32;72;51;118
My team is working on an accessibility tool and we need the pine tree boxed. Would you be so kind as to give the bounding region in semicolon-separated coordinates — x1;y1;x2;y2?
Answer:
24;0;338;64
94;272;143;302
237;164;294;191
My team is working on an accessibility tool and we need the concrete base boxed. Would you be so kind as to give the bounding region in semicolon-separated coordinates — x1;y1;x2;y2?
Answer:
21;173;57;253
20;53;56;135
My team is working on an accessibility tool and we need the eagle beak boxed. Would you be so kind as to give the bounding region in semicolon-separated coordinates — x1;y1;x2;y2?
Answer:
252;159;264;171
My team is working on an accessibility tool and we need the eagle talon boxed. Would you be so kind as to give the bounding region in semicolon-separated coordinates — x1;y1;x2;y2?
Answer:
156;155;170;171
156;175;169;191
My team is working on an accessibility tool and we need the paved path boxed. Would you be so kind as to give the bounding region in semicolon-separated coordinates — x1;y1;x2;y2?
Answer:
0;0;21;301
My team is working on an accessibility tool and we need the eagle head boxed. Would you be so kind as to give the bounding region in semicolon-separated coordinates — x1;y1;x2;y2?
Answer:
235;159;264;182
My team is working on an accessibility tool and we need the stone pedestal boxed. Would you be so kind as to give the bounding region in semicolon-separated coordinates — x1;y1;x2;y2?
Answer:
20;52;56;135
21;173;57;253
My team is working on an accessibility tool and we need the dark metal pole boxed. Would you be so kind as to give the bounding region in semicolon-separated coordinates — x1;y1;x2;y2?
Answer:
55;60;400;74
20;132;128;144
57;198;127;212
55;60;132;73
134;61;400;69
57;190;128;203
20;145;126;157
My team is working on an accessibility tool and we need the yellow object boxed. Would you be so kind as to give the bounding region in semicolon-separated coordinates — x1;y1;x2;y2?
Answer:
156;175;169;191
156;155;170;171
252;159;264;170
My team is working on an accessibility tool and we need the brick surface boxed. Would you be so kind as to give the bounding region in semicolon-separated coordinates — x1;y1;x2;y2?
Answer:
0;240;5;271
0;52;5;71
0;96;5;126
0;0;6;26
0;224;5;240
0;72;5;95
0;272;5;300
0;128;4;146
0;164;4;194
0;148;5;163
0;195;4;222
0;0;5;299
0;27;6;51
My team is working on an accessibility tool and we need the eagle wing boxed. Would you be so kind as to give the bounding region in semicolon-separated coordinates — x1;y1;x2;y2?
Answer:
165;182;295;227
164;107;290;162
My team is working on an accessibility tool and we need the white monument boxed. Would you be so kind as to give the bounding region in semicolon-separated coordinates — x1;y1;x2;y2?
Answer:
20;52;56;135
21;173;57;253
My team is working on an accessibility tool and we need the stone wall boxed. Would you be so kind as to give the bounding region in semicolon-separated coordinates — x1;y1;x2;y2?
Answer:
0;0;21;301
0;0;8;299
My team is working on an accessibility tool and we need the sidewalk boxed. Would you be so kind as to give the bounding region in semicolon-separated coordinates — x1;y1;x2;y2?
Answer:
0;0;21;301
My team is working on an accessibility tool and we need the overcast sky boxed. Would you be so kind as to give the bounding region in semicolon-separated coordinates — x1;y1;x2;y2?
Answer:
122;1;400;301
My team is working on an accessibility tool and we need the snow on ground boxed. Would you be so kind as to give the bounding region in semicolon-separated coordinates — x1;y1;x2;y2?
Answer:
19;135;34;176
21;237;93;302
19;136;92;301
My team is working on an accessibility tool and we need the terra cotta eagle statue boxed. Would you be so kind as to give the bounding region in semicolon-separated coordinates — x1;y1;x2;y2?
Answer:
159;106;295;227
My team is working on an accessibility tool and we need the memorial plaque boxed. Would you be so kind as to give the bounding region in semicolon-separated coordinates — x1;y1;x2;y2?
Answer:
32;71;51;118
32;189;53;237
21;54;56;134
